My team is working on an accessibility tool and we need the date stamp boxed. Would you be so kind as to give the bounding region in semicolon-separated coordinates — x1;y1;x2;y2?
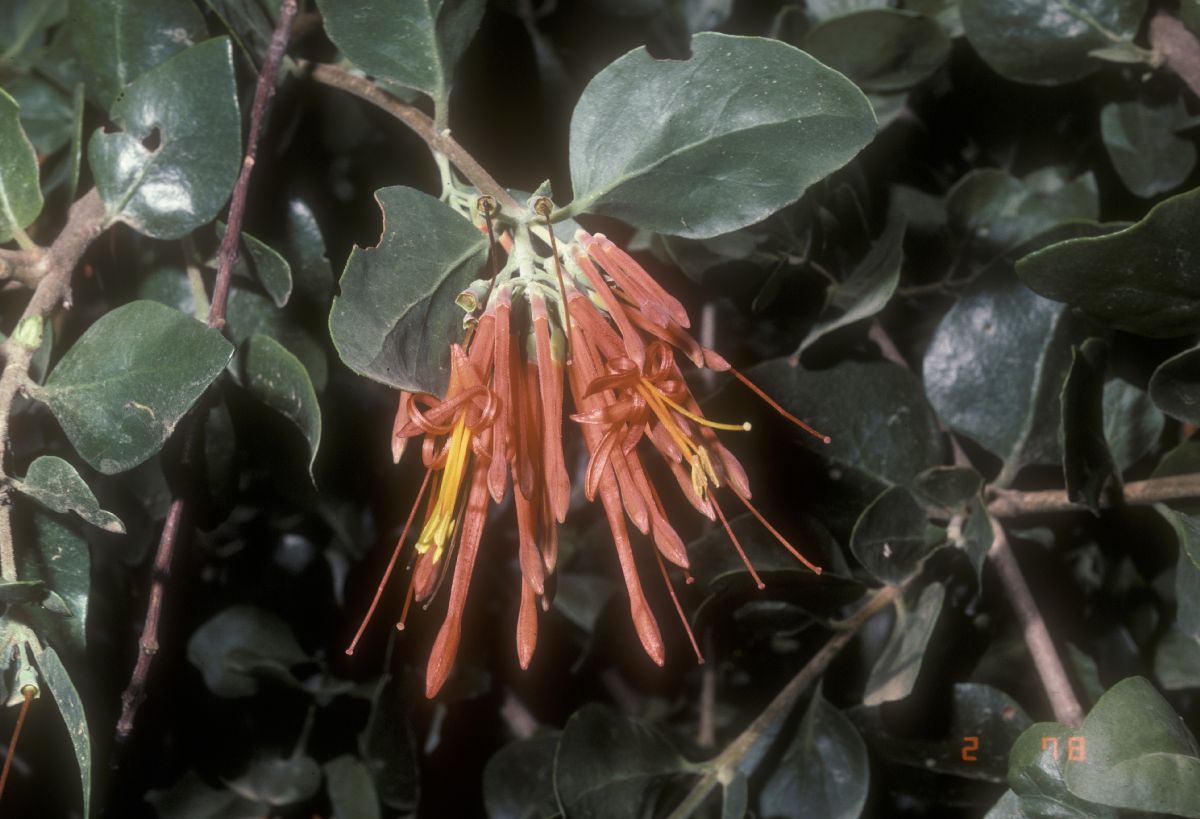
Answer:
961;735;1086;762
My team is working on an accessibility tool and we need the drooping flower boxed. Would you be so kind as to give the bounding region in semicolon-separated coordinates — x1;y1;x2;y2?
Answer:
348;197;827;696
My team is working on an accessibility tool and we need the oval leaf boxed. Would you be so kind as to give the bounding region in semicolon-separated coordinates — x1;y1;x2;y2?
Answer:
1150;344;1200;425
566;32;876;238
1101;98;1197;199
186;605;308;697
24;512;90;657
850;486;937;585
802;8;951;93
67;0;206;111
0;87;43;243
863;581;944;706
961;0;1148;85
315;0;485;104
1016;184;1200;338
88;37;241;240
328;186;488;394
33;643;92;818
14;455;125;533
241;335;321;481
35;300;234;474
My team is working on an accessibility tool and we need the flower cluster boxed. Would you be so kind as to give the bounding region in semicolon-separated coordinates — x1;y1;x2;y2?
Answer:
348;198;827;697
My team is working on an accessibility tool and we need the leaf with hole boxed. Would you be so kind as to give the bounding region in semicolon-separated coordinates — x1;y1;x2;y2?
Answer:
328;186;488;395
566;33;876;238
88;37;241;240
34;300;233;474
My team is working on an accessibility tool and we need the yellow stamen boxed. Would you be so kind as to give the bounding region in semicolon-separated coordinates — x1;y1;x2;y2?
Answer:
648;381;751;433
416;415;472;561
635;382;721;499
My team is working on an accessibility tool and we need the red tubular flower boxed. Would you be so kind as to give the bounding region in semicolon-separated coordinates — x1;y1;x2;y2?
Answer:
348;201;827;695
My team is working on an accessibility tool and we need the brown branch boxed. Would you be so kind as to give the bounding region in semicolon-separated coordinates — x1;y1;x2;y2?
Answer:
988;519;1084;726
304;62;524;214
0;188;106;581
0;249;43;289
210;0;298;329
666;584;903;818
1151;10;1200;100
116;0;298;741
988;472;1200;518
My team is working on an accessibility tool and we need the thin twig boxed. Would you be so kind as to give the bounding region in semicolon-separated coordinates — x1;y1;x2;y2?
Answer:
988;519;1084;726
304;62;523;214
988;472;1200;518
666;584;902;818
115;0;298;741
1151;10;1200;101
210;0;299;328
0;189;106;581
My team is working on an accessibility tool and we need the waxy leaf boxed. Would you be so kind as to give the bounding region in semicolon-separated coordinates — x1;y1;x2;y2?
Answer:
567;33;876;238
68;0;206;110
89;37;241;240
946;168;1099;252
863;581;944;706
14;455;125;533
241;335;322;480
801;8;951;92
911;465;984;515
145;770;261;819
24;512;90;657
226;287;329;392
1007;721;1118;818
744;359;942;487
6;75;73;155
315;0;485;105
34;643;92;818
0;88;43;244
1103;379;1163;471
850;486;937;585
35;301;233;474
760;687;869;819
554;705;693;818
329;186;488;395
0;0;66;71
186;605;308;697
283;197;334;305
924;265;1072;481
1101;97;1197;198
360;676;420;811
228;755;322;806
1016;186;1200;338
219;221;293;307
1060;339;1121;515
324;756;381;819
1156;628;1200;691
961;0;1148;85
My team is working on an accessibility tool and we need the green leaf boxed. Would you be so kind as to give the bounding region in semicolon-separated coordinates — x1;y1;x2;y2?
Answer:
1007;721;1118;819
1060;338;1121;515
484;733;562;819
0;87;43;244
325;756;381;819
24;512;89;656
1103;379;1162;471
33;643;92;818
850;486;938;585
851;683;1032;783
1101;97;1196;198
742;359;942;486
226;287;329;392
1156;628;1200;691
146;770;261;819
1065;677;1200;815
945;168;1099;252
283;196;334;305
566;33;876;238
961;0;1148;85
911;465;984;515
314;0;485;106
359;676;419;812
89;37;241;240
68;0;206;111
0;580;46;604
35;300;233;474
863;581;944;706
1150;344;1200;425
801;8;951;92
228;755;322;807
553;705;693;818
185;605;308;697
219;222;293;307
760;687;868;819
6;76;73;155
956;497;993;583
923;265;1072;482
14;456;125;533
241;335;321;480
1160;506;1200;637
328;186;488;394
797;209;904;355
0;0;66;70
1016;186;1200;338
